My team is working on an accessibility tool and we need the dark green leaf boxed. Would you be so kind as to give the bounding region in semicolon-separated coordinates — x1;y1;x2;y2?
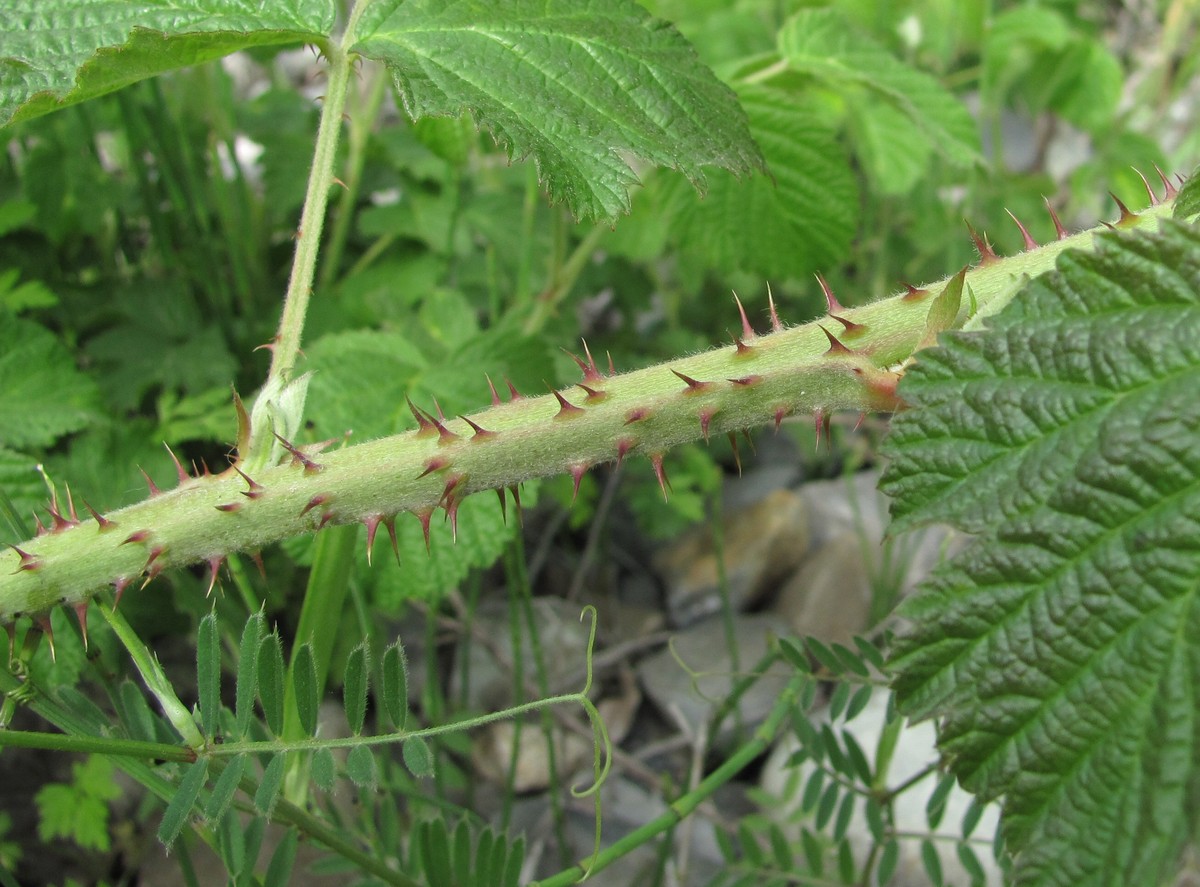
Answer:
961;797;986;839
157;760;208;847
419;818;453;887
204;755;245;824
921;839;944;886
257;631;285;736
845;685;873;722
877;839;899;886
864;798;886;844
778;638;811;673
262;828;298;887
819;724;850;777
831;643;871;679
117;679;158;743
883;223;1200;885
403;737;435;778
452;819;472;887
382;641;409;730
958;842;988;884
1;0;336;125
352;0;763;221
346;745;378;788
254;754;285;818
0;318;99;449
832;792;855;843
926;773;956;830
800;768;824;814
343;643;369;736
805;638;843;676
841;730;873;784
815;781;839;830
311;748;336;793
836;839;856;884
800;828;823;876
292;643;319;738
828;681;850;721
853;636;886;672
502;835;524;887
767;823;791;870
235;613;264;739
737;820;763;866
1175;166;1200;220
197;612;220;738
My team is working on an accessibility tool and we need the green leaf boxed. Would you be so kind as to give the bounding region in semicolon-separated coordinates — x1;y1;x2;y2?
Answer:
778;8;980;168
403;736;435;778
1176;165;1200;220
381;641;409;731
311;748;336;793
34;757;120;853
0;318;99;449
292;643;319;738
882;222;1200;886
0;0;336;125
351;0;764;221
0;446;42;545
204;755;246;824
257;631;285;736
235;613;264;739
197;612;220;738
670;84;857;281
255;754;286;818
346;745;378;789
343;643;370;736
157;759;208;847
262;828;298;887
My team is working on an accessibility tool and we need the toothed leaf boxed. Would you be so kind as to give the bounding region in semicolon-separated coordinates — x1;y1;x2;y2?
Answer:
0;446;42;545
779;8;981;168
0;0;335;125
350;0;765;221
670;85;857;280
881;222;1200;887
0;318;100;449
1176;165;1200;221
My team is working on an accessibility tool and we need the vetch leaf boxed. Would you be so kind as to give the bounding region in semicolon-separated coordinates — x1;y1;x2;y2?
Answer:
204;755;246;824
255;754;285;818
343;642;369;735
157;760;208;848
292;643;319;738
346;745;378;788
1;0;336;125
351;0;764;221
257;631;285;737
311;748;336;793
262;828;298;887
882;222;1200;886
235;613;264;739
381;641;409;730
197;612;220;738
403;736;434;778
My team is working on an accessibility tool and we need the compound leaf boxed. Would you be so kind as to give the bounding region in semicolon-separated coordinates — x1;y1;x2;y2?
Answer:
881;221;1200;887
351;0;764;221
1;0;336;125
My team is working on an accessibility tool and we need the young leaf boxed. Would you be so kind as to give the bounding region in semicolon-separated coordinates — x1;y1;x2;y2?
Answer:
403;736;435;778
235;613;264;739
0;1;336;125
452;819;472;887
157;760;209;847
350;0;764;221
343;642;369;736
255;754;286;818
197;612;220;738
311;747;336;793
883;222;1200;886
292;643;319;738
262;828;298;887
257;630;286;736
382;641;409;730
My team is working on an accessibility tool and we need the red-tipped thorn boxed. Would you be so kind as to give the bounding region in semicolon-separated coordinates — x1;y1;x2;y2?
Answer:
830;314;867;337
363;515;383;566
966;221;999;264
816;274;846;314
607;352;616;375
1044;198;1068;240
732;292;756;340
902;283;929;301
300;494;329;517
439;476;467;542
407;397;438;437
46;501;77;533
139;467;161;497
35;615;55;662
460;415;495;441
774;406;789;433
616;437;636;467
562;342;603;382
496;487;508;525
1110;192;1137;225
215;502;243;513
64;485;79;523
649;454;670;502
671;369;709;393
577;383;607;403
417;457;449;479
1154;165;1178;200
819;325;853;356
727;433;743;477
164;443;190;486
415;509;433;553
506;378;522;401
272;432;323;473
486;374;503;407
1134;168;1159;206
509;485;523;526
625;407;650;425
732;335;754;357
1005;209;1038;250
551;388;584;418
569;463;589;502
33;513;47;536
814;409;831;451
250;551;267;579
121;530;151;546
383;516;400;565
74;602;90;650
206;556;223;597
82;499;116;531
729;375;762;387
233;466;264;499
699;408;716;442
853;412;867;432
767;284;783;332
8;544;40;573
316;511;335;530
430;398;448;423
112;577;132;608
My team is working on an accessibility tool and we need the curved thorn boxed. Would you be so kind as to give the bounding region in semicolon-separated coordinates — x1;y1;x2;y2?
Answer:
732;292;756;340
206;556;224;597
727;432;742;477
1133;168;1159;206
551;388;584;418
1154;164;1178;199
965;221;998;263
74;601;90;650
164;442;190;486
407;397;438;436
616;437;636;467
363;515;382;566
729;375;762;387
816;273;845;314
8;544;40;573
1005;209;1038;250
272;432;323;473
138;467;161;497
671;368;708;393
1109;191;1137;225
460;415;495;441
902;282;929;301
496;487;507;525
767;283;782;332
577;383;607;403
1044;197;1068;240
830;314;867;336
486;374;503;407
35;615;55;662
83;498;116;531
818;325;853;356
624;407;650;425
649;454;670;501
699;408;716;442
569;463;589;502
505;378;522;401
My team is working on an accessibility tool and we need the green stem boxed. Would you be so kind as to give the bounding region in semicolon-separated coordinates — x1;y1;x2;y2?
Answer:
0;728;192;761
